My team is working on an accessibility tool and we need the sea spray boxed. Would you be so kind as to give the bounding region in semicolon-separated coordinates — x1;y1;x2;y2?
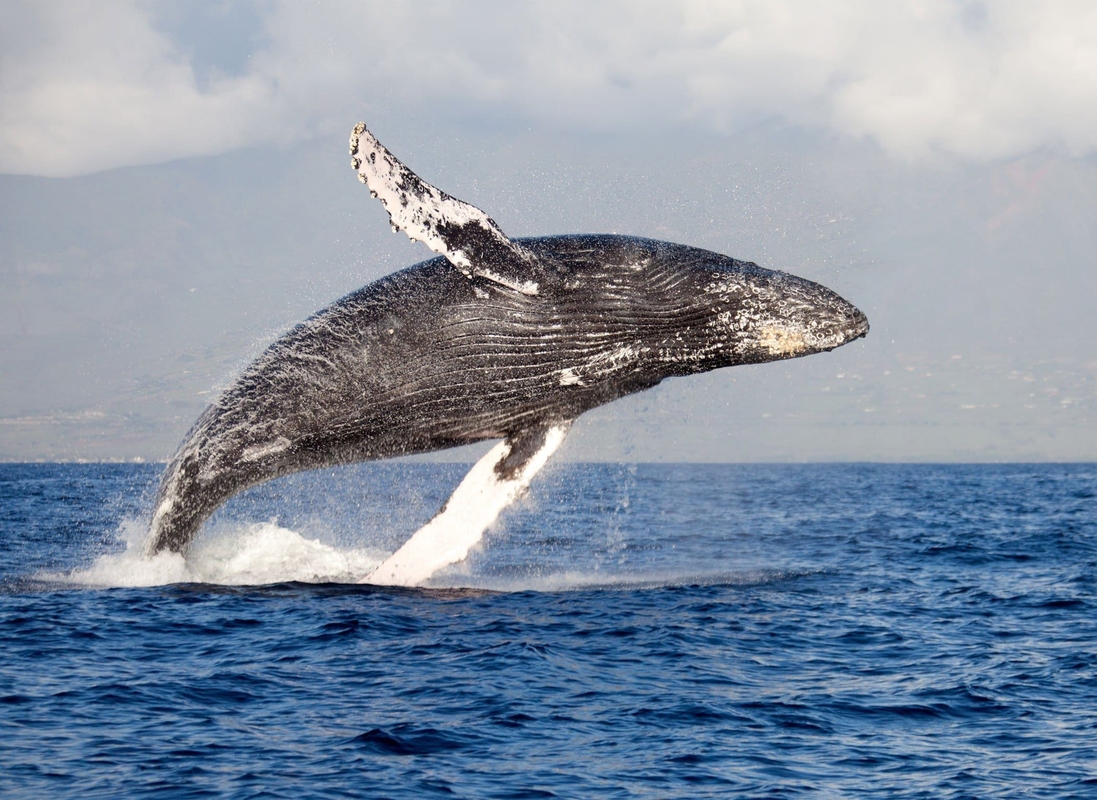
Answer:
62;519;384;588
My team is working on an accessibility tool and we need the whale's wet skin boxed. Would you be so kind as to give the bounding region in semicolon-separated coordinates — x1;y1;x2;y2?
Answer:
146;124;868;579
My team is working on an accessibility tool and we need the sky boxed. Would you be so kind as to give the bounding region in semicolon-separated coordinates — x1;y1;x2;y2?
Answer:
1;0;1095;462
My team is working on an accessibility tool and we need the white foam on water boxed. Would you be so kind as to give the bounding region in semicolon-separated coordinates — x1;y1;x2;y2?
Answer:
446;568;799;594
50;513;782;592
60;518;385;588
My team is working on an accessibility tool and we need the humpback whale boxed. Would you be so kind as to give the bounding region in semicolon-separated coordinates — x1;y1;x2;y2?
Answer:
146;123;869;583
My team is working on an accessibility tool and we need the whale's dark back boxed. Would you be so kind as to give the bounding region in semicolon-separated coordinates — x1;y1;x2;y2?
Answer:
214;235;728;452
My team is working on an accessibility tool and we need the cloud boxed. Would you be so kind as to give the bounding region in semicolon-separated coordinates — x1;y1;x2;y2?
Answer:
3;0;1097;177
0;1;290;177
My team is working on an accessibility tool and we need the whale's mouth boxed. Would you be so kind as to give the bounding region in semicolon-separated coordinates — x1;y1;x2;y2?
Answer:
846;308;870;342
761;306;869;357
815;302;869;352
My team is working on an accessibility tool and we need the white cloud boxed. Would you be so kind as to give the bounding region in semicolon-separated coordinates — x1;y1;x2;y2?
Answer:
0;1;290;177
3;0;1097;177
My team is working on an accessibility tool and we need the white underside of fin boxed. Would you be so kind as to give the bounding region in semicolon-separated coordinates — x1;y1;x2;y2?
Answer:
362;424;569;587
349;122;534;291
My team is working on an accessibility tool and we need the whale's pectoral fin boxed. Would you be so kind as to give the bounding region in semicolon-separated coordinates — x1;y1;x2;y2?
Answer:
350;122;539;295
493;423;568;481
362;421;572;587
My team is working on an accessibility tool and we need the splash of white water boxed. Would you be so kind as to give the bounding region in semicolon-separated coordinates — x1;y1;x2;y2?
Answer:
61;424;574;589
54;510;780;592
62;519;385;588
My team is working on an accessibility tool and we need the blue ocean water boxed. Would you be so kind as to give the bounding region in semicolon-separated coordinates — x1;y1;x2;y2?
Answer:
1;461;1095;798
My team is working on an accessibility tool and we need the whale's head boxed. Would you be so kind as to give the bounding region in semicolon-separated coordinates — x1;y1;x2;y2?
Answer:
696;261;869;368
550;237;869;376
526;235;868;382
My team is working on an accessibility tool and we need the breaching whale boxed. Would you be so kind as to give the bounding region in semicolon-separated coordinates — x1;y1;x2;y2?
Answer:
146;122;869;583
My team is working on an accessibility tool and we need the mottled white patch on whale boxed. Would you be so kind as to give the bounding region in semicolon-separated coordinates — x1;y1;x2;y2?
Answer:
477;268;539;296
558;345;642;387
591;345;641;372
559;368;583;386
242;436;291;463
757;326;809;357
150;495;175;538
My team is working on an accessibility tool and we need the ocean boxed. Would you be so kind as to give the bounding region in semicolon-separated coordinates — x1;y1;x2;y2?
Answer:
1;461;1095;798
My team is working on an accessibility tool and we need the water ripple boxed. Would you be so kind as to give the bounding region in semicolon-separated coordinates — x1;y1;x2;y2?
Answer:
0;462;1095;798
